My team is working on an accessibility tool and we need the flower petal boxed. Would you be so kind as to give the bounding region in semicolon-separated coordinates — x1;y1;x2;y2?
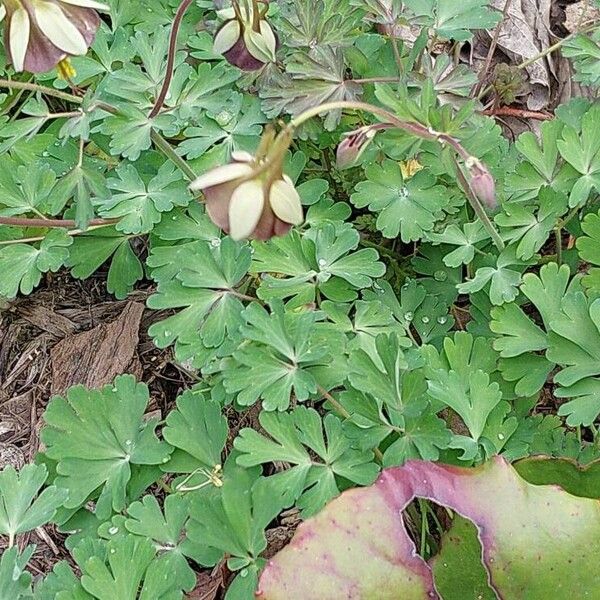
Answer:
34;1;88;55
231;150;254;163
244;26;276;64
59;0;110;11
213;19;240;55
269;177;303;225
259;21;277;58
228;180;265;240
0;5;6;23
189;162;253;192
10;8;30;72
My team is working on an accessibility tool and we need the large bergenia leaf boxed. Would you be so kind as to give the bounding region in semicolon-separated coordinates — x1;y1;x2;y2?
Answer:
257;457;600;599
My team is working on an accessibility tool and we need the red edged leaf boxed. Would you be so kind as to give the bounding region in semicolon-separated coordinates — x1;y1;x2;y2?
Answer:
257;457;600;599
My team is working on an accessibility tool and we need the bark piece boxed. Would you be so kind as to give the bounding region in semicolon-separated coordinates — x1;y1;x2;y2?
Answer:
50;302;144;396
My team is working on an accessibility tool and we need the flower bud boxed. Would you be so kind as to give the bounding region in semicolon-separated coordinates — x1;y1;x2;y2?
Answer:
0;0;109;73
189;150;303;241
336;123;390;170
213;0;277;71
466;157;497;210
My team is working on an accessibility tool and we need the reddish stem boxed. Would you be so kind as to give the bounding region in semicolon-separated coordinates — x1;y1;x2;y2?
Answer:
148;0;195;119
481;107;553;121
0;216;117;228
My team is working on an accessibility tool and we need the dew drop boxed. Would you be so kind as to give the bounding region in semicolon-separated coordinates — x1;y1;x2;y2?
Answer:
318;258;327;267
108;526;119;535
437;316;447;324
433;270;447;282
404;311;413;322
498;433;505;440
240;569;248;578
42;151;49;157
164;330;172;338
421;316;430;324
211;238;221;247
215;110;232;126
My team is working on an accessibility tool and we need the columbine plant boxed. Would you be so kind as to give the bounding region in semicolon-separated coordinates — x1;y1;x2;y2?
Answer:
212;0;277;71
0;0;108;73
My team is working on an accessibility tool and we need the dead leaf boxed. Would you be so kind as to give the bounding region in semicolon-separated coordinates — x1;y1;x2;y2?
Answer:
490;0;553;110
50;302;144;396
186;567;224;600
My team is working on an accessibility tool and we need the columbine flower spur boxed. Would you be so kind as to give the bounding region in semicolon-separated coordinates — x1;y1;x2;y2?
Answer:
0;0;109;73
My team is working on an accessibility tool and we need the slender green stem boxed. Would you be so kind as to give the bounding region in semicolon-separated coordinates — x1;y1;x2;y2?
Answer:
0;216;116;228
452;157;505;251
318;385;385;462
518;22;597;71
0;78;83;103
390;37;404;78
558;206;580;229
353;77;402;84
0;223;114;245
150;130;197;182
289;100;471;160
46;111;82;120
0;80;197;185
419;499;429;557
555;227;563;266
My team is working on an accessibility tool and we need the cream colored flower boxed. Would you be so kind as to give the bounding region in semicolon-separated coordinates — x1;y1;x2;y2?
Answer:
190;151;303;241
0;0;109;73
212;0;278;71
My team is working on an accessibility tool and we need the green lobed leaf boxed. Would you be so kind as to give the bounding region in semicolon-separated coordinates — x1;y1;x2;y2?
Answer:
41;375;171;519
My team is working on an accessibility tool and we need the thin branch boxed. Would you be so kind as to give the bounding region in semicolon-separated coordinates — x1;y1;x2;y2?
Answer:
0;78;83;103
452;156;505;251
317;385;385;463
148;0;195;118
150;129;198;182
481;106;553;120
352;77;402;84
473;0;513;97
0;223;114;245
0;216;116;228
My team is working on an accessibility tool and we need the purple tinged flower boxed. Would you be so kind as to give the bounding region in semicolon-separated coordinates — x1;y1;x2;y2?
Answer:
466;157;497;210
336;123;390;170
212;1;277;71
0;0;108;73
190;151;303;241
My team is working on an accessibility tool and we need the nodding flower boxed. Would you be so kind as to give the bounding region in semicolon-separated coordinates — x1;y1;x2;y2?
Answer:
336;123;392;170
466;157;497;210
0;0;109;73
189;147;303;242
212;0;277;71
